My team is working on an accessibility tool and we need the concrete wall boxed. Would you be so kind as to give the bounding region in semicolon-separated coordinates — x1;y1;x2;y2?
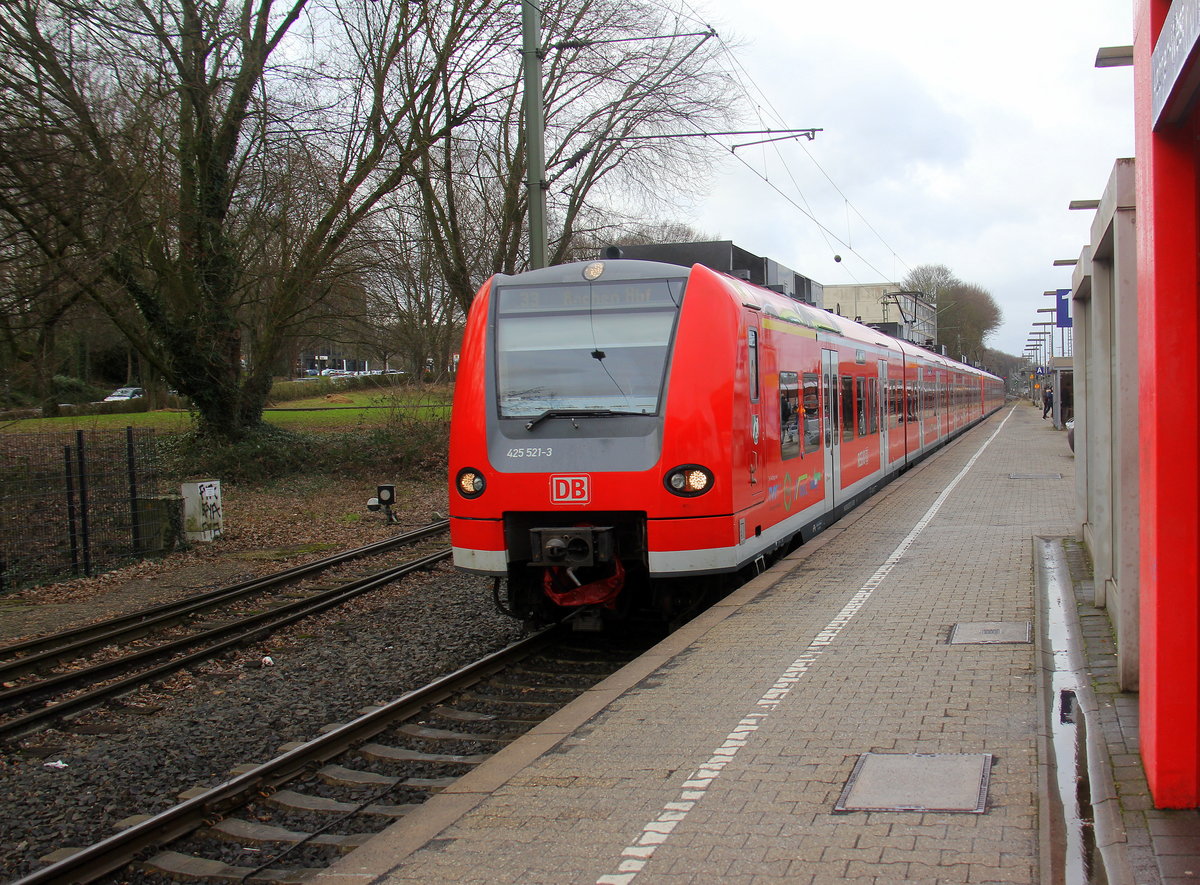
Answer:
1072;158;1139;692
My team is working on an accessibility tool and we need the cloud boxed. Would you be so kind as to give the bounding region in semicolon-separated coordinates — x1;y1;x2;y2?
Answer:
688;0;1134;355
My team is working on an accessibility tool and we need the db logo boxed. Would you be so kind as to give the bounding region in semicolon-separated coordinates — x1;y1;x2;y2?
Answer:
550;474;591;504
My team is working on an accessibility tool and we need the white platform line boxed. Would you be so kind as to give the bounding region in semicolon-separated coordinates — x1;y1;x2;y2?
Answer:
596;409;1014;885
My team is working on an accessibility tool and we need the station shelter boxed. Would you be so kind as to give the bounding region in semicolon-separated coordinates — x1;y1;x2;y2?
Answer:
1134;0;1200;807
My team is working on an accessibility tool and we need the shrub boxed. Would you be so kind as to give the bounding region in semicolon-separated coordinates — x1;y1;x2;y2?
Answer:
156;415;449;485
51;375;109;404
268;373;423;405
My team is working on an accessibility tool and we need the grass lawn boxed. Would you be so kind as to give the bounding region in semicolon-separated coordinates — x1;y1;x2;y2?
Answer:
0;384;452;434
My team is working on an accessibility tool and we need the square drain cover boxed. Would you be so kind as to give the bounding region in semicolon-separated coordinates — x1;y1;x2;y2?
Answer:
949;621;1031;644
834;753;991;813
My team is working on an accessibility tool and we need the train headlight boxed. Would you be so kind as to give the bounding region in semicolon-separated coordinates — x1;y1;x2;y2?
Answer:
664;465;713;497
455;468;486;499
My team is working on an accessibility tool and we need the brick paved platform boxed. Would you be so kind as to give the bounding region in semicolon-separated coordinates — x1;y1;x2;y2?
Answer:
312;404;1192;884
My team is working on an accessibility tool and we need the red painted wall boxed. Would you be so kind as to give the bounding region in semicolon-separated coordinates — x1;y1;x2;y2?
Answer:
1135;0;1200;807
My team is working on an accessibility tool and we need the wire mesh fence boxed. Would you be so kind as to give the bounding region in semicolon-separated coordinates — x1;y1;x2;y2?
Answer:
0;428;163;592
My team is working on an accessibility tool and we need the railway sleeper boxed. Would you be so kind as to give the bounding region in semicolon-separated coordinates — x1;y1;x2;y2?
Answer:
397;722;511;742
358;742;489;765
265;788;415;817
483;676;583;693
429;707;531;729
316;762;456;791
458;691;559;712
206;817;373;850
429;705;496;722
141;849;319;883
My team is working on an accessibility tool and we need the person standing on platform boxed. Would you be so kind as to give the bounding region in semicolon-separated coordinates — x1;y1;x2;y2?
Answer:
1042;386;1054;420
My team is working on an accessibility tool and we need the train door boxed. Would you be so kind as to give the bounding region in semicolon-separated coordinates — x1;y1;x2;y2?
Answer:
746;320;765;503
940;376;949;438
877;359;888;468
821;349;839;510
916;366;927;447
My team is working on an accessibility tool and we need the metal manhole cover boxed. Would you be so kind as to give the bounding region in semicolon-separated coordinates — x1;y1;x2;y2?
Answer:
834;753;992;813
949;621;1032;644
1008;473;1062;480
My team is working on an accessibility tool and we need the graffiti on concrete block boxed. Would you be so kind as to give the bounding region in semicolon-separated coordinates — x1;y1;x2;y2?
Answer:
183;479;223;541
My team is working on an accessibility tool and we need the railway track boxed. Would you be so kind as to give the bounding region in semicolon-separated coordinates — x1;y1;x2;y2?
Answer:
12;625;652;884
0;521;450;740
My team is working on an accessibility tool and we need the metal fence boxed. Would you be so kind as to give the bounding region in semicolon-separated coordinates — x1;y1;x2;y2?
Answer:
0;428;162;592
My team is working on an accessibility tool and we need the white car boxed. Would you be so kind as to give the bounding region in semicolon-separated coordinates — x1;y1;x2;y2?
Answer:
104;387;145;402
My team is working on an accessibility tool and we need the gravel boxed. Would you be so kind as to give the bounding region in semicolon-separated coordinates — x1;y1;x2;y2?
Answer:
0;476;525;881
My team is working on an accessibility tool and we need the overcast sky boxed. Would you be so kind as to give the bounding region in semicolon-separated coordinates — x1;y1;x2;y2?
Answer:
680;0;1135;357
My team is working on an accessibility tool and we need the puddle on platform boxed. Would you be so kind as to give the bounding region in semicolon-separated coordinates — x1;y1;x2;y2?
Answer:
1038;537;1096;884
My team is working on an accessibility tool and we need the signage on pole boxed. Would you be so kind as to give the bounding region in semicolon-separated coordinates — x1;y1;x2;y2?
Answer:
1056;289;1073;328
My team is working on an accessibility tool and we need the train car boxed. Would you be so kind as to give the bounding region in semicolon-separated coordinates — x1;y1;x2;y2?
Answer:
449;258;1005;626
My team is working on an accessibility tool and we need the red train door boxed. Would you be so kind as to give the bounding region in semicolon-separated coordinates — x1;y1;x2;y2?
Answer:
821;348;840;510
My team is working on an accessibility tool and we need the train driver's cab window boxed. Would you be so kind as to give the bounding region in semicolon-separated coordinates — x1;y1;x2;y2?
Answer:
802;373;820;454
494;277;685;418
780;372;800;460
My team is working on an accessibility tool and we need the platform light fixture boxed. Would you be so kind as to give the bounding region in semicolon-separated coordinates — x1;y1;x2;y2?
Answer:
1095;45;1134;68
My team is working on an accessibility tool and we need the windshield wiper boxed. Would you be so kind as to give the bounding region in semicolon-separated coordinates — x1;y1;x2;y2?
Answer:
524;408;644;431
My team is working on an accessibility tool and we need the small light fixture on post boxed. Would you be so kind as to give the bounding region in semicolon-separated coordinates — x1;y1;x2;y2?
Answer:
367;484;399;524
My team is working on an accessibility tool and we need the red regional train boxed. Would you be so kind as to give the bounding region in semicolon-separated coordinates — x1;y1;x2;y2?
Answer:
449;257;1005;626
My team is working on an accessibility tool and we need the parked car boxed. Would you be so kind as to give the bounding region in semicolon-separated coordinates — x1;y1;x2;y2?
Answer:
103;387;145;402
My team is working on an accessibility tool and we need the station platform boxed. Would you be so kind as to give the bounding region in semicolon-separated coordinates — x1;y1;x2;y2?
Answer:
313;404;1198;885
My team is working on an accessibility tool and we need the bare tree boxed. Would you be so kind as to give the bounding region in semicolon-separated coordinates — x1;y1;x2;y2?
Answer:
902;264;959;304
902;265;1001;357
940;282;1002;358
0;0;493;440
609;220;714;248
416;0;740;315
357;206;464;378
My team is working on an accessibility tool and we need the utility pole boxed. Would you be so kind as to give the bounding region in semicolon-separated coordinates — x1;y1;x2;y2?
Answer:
521;0;548;269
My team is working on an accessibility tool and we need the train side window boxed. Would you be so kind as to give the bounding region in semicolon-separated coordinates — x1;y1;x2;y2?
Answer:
802;373;820;454
841;375;855;443
856;377;867;437
748;328;759;403
869;377;879;434
779;371;800;461
824;371;835;447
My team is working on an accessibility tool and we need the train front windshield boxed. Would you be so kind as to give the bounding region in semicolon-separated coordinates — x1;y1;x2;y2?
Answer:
495;277;686;418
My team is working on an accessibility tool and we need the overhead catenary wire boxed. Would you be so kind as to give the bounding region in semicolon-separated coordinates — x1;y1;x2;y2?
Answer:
636;0;913;281
712;34;910;279
527;0;912;283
